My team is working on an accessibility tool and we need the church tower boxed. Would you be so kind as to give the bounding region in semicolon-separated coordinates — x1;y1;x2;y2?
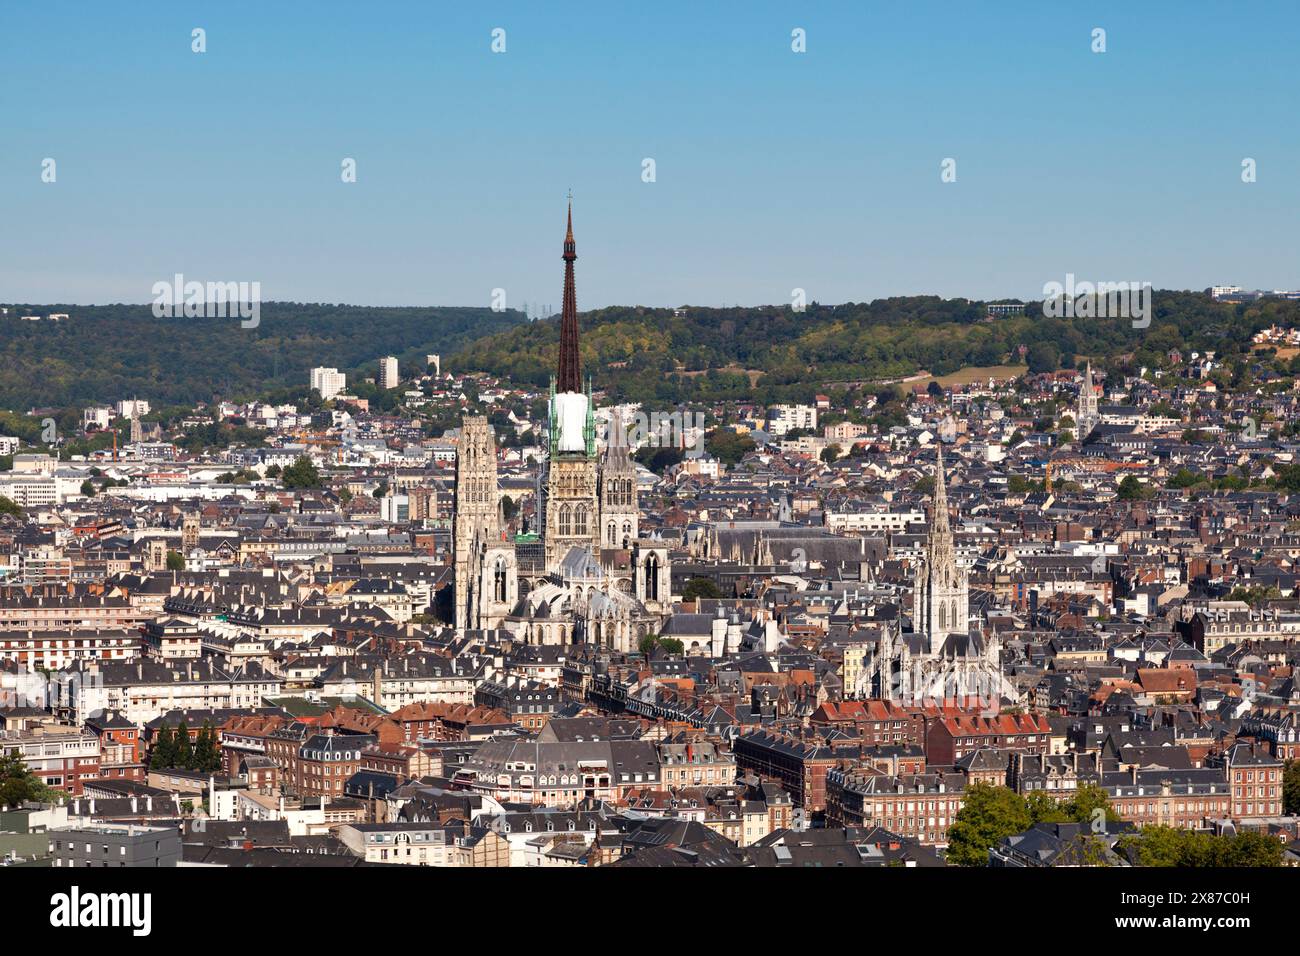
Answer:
599;408;639;549
913;445;969;654
129;397;144;445
454;416;500;629
542;201;600;567
1076;362;1099;442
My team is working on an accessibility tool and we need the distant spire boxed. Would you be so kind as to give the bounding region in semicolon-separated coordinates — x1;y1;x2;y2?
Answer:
557;197;582;393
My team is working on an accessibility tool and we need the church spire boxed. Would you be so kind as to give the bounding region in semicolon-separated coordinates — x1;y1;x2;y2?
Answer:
931;444;950;537
557;197;582;393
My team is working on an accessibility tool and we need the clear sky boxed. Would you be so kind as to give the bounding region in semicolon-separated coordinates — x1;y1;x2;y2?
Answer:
2;1;1297;310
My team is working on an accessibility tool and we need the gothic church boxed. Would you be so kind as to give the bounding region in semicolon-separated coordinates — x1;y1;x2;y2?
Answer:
453;204;670;650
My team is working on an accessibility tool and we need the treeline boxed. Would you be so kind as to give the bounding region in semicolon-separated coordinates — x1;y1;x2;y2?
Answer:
453;292;1300;406
0;303;525;410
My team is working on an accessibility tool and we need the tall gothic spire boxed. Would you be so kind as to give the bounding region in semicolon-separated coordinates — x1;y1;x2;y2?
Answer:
557;198;582;393
931;444;950;538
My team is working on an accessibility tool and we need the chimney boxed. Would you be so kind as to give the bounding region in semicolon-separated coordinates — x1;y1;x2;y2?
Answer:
130;796;138;814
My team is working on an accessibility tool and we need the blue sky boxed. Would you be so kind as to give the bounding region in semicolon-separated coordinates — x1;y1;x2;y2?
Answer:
2;1;1297;309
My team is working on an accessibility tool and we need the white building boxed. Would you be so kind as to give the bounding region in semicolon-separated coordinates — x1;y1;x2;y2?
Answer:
117;399;150;419
767;404;818;436
82;406;114;431
825;510;925;534
0;477;58;507
310;367;347;400
378;356;400;390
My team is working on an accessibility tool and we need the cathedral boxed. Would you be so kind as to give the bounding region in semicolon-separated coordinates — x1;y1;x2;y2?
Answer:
858;446;1018;705
452;204;671;650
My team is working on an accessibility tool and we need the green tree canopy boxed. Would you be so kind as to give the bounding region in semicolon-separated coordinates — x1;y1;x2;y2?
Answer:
281;455;322;489
683;577;723;601
1;750;64;805
1119;826;1284;867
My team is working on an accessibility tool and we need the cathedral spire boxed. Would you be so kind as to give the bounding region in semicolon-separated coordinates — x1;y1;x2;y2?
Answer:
557;197;582;393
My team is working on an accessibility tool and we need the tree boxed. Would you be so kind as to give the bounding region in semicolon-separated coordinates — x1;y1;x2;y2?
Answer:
633;445;685;475
1006;475;1034;495
1119;826;1283;867
192;722;220;774
150;725;177;770
683;577;722;601
820;444;842;464
1167;467;1203;489
948;782;1120;866
0;495;24;517
705;429;755;467
0;750;63;805
945;783;1033;866
1227;584;1282;607
165;551;185;571
1284;760;1300;816
173;721;193;770
1023;790;1069;824
80;480;96;497
280;455;322;489
1117;475;1151;500
1218;830;1285;867
1064;783;1120;825
637;635;685;656
1026;342;1060;375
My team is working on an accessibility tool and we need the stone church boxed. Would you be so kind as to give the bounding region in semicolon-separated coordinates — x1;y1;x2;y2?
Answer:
453;204;670;651
858;446;1018;704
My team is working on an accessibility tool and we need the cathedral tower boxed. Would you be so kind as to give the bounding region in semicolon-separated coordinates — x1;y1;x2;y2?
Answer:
600;408;639;549
454;416;501;629
913;445;969;653
542;201;600;567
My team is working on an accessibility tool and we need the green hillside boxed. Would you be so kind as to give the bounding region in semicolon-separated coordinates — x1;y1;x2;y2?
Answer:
453;292;1300;405
0;303;525;411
